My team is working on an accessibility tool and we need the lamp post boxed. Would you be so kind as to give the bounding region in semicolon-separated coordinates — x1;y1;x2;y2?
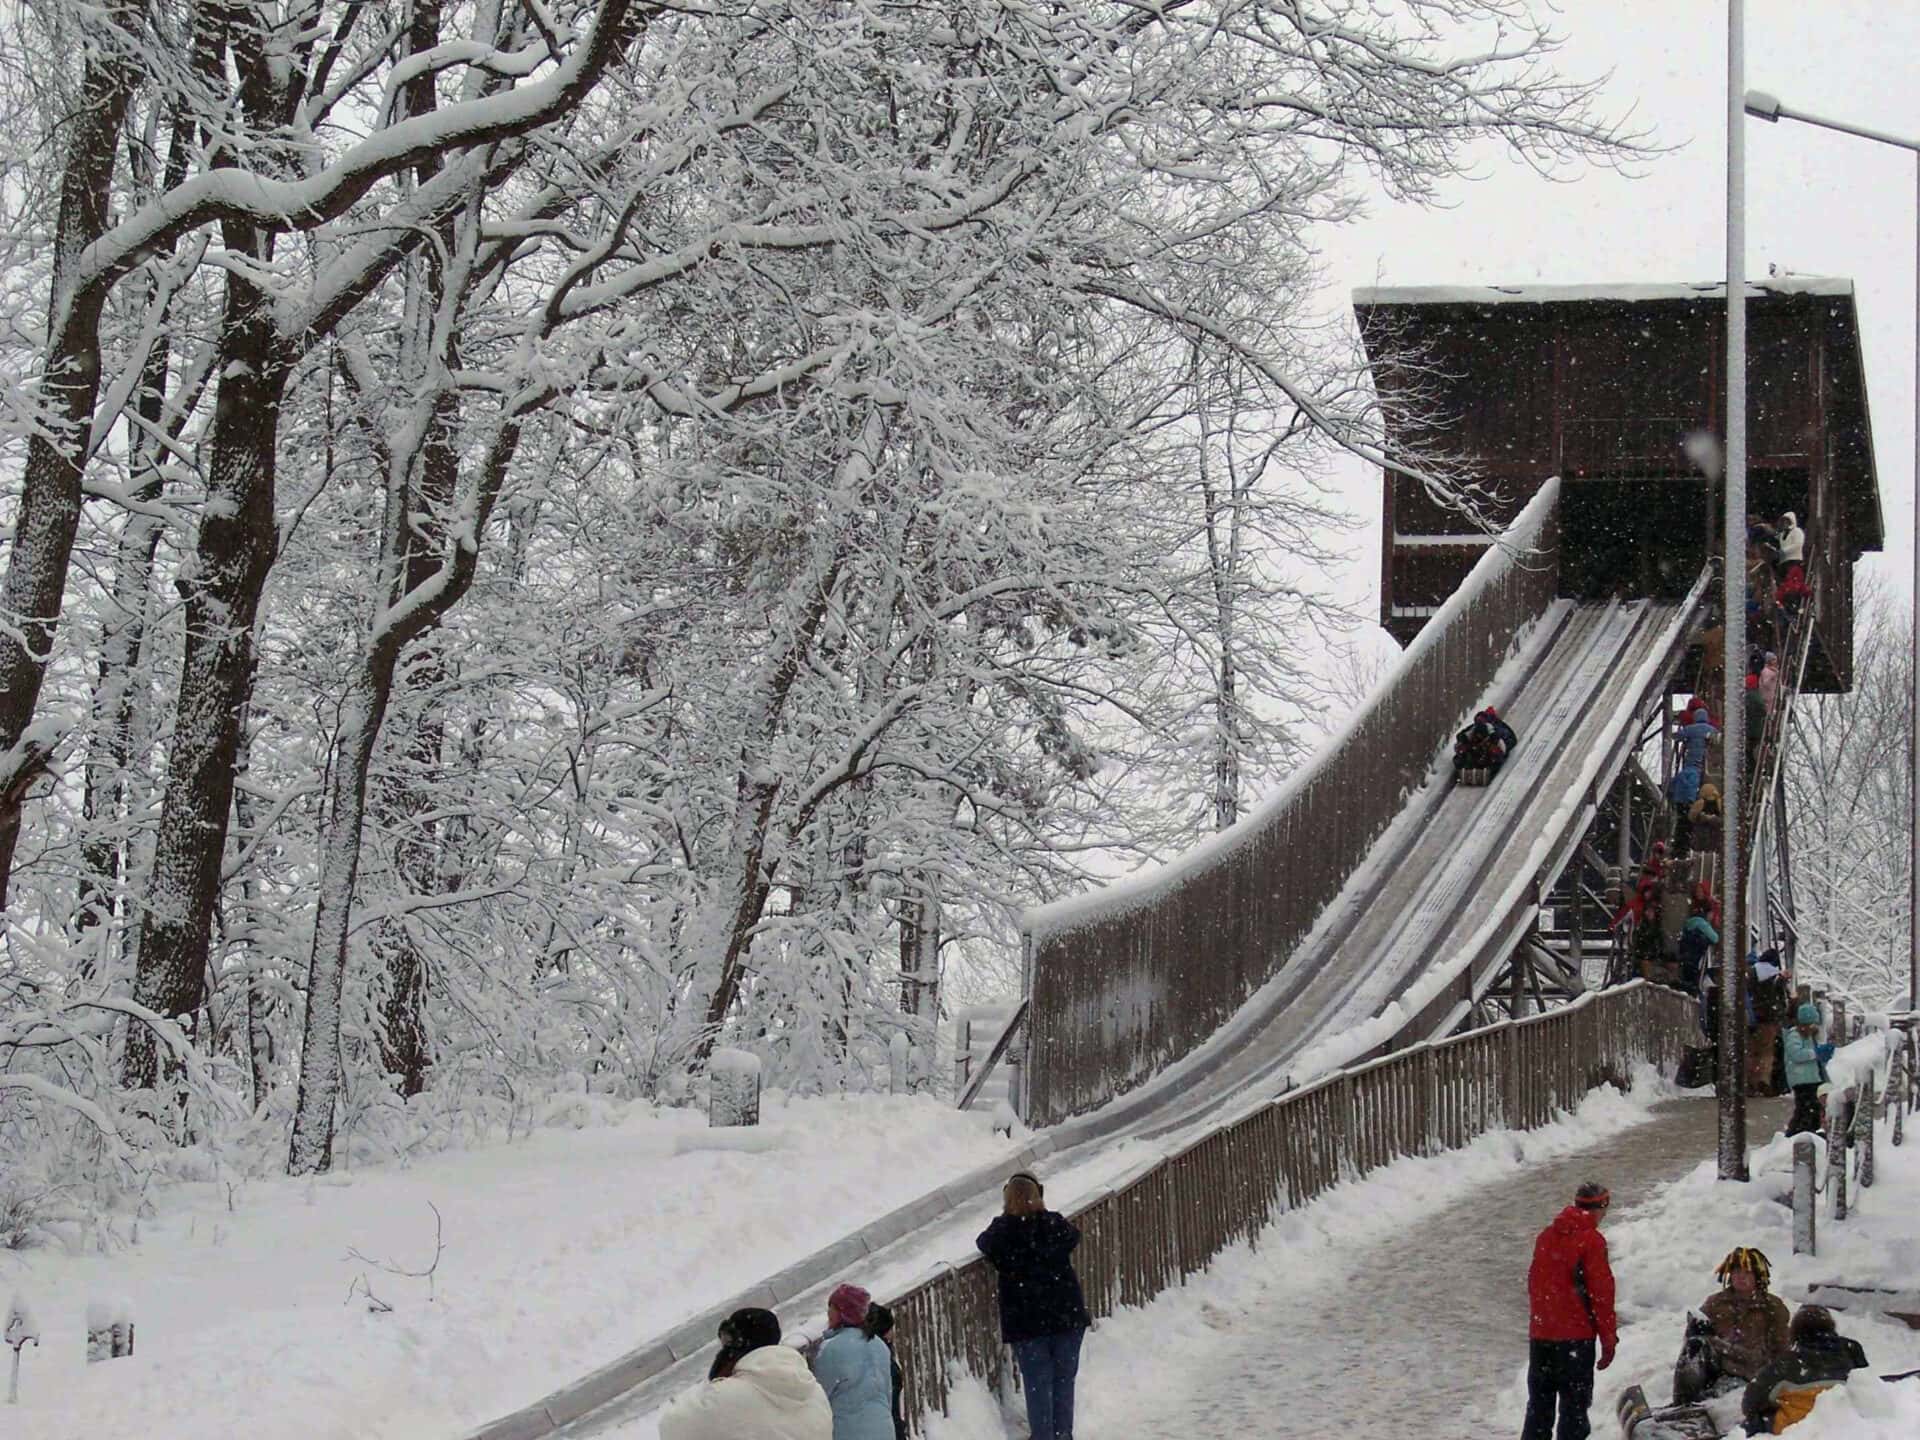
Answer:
1720;2;1749;1182
1745;89;1920;1020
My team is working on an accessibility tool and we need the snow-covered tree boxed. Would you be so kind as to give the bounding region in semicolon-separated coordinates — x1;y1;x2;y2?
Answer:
1782;586;1914;1009
0;1;1649;1179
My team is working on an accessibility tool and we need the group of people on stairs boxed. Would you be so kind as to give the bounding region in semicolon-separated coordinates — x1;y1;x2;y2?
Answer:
658;1169;1089;1440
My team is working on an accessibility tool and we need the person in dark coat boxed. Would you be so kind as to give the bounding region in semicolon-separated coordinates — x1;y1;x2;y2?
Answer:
862;1303;907;1440
1676;902;1719;995
1525;1181;1617;1440
1741;1304;1867;1434
976;1172;1090;1440
1479;705;1518;755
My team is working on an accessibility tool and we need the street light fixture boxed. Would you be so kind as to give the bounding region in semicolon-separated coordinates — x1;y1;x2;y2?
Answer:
1744;86;1920;1022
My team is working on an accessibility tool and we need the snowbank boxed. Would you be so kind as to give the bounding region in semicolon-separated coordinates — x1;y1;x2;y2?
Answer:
909;1071;1678;1440
1509;1038;1920;1438
0;1093;1015;1440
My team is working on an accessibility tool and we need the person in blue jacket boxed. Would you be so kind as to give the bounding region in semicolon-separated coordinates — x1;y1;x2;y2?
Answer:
1783;1005;1826;1136
1676;904;1719;994
813;1284;896;1440
1676;707;1719;770
977;1172;1090;1440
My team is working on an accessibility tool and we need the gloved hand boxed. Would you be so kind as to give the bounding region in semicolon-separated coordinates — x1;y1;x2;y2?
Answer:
1599;1340;1616;1371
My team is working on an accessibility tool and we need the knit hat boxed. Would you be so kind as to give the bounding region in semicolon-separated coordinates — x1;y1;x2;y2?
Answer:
1796;1002;1821;1026
827;1282;871;1331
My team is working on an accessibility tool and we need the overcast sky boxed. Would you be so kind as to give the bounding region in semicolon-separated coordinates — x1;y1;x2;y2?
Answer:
1308;0;1920;642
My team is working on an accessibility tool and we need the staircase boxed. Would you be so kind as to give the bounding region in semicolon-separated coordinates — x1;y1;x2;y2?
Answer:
953;1003;1022;1115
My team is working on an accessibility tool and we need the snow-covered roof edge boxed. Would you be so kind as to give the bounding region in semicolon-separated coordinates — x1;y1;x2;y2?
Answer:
1352;277;1855;308
1022;476;1562;940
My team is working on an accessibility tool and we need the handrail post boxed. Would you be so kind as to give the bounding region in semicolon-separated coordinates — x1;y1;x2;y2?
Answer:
1792;1136;1817;1254
1828;1095;1849;1222
1892;1043;1907;1147
1857;1072;1876;1189
1504;1020;1522;1128
1337;1073;1358;1182
1420;1044;1439;1155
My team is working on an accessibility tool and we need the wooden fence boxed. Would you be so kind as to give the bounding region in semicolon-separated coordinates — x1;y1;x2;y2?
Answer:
889;981;1696;1431
1021;482;1565;1125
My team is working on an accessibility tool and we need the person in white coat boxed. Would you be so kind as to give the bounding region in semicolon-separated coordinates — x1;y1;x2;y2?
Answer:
1775;510;1805;574
812;1283;896;1440
659;1307;832;1440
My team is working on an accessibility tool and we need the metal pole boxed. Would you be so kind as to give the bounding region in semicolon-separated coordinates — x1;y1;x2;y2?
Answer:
1720;0;1751;1182
1910;150;1918;1017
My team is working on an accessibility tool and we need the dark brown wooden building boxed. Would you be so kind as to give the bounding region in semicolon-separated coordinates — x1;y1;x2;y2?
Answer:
1355;279;1884;691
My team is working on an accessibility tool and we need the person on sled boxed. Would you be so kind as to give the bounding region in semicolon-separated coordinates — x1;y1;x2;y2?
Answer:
1672;1247;1791;1404
1454;705;1517;778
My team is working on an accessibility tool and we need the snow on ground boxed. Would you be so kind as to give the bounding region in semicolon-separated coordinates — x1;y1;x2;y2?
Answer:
1566;1034;1920;1440
0;1091;1016;1440
917;1066;1689;1440
912;1041;1920;1440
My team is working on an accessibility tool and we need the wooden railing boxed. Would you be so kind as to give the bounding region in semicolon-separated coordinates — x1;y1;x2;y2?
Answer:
1020;480;1565;1125
890;982;1696;1431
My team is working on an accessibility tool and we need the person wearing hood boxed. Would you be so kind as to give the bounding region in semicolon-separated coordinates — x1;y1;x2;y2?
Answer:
660;1307;833;1440
1686;783;1724;858
1524;1181;1617;1440
977;1171;1090;1440
1758;654;1781;715
1676;707;1718;770
1741;1305;1867;1434
1775;511;1805;573
813;1284;896;1440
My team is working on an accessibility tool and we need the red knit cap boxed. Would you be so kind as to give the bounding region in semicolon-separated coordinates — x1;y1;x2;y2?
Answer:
827;1282;871;1330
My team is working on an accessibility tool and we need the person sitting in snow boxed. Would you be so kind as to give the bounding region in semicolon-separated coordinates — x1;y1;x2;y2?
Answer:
1673;1247;1791;1404
1741;1304;1867;1435
660;1307;832;1440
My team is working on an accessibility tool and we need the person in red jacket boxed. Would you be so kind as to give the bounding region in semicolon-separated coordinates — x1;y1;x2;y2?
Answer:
1524;1181;1618;1440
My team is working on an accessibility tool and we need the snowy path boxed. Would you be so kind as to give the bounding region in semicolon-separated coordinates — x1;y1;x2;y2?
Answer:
1064;1095;1789;1440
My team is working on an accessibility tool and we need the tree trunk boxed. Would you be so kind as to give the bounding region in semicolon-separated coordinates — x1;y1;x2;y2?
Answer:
126;263;288;1087
692;544;847;1049
288;649;399;1174
288;417;529;1172
77;95;206;950
898;883;941;1022
0;15;144;908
